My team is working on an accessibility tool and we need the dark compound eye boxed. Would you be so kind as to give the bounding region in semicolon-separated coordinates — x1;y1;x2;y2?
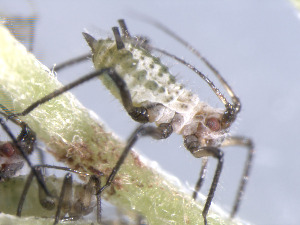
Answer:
205;117;221;132
0;142;15;157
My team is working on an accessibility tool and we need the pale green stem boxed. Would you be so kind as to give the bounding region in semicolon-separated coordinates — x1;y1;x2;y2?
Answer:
290;0;300;11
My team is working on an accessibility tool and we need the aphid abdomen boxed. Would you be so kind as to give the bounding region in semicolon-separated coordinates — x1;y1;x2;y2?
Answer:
90;38;207;133
92;39;182;105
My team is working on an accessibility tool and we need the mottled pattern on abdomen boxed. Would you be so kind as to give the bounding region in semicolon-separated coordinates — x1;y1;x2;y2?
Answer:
92;39;201;116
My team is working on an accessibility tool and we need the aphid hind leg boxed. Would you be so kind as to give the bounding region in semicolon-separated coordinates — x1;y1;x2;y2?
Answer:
97;123;173;195
110;27;153;124
221;136;254;218
9;68;149;125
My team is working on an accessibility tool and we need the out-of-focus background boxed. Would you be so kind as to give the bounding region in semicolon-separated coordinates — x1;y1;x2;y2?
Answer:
1;1;300;224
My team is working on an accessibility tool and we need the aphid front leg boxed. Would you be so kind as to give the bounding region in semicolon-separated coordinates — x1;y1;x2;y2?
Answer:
221;136;254;218
184;135;224;225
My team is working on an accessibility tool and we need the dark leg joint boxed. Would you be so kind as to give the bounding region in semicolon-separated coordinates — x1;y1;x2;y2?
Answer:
156;123;173;139
128;107;149;123
141;123;173;140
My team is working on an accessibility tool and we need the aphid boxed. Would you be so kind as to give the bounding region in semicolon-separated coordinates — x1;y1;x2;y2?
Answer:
17;164;102;224
0;107;102;225
0;172;146;225
10;20;254;224
0;105;51;196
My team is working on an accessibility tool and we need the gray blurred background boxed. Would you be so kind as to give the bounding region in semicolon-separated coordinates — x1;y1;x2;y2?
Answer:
1;0;300;224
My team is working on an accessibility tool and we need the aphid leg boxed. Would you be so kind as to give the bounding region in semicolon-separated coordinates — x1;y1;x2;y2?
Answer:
17;164;102;224
221;136;254;218
93;175;102;223
0;116;51;197
192;157;208;200
202;150;223;225
16;169;33;216
97;123;173;195
53;53;91;72
188;146;224;224
0;104;36;154
54;172;72;225
9;68;148;125
16;166;55;217
36;146;46;166
61;175;102;223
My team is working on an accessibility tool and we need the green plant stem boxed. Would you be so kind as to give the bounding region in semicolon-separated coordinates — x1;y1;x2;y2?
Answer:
290;0;300;11
0;23;243;225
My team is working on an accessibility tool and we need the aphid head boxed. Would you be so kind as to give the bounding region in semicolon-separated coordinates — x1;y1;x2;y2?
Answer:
198;113;227;146
183;108;228;157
